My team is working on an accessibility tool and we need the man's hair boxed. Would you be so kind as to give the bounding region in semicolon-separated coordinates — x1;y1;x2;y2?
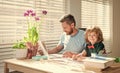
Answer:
60;14;76;26
85;26;104;43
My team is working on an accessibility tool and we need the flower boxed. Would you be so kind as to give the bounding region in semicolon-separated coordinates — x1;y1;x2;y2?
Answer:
13;9;47;59
24;9;47;46
42;10;47;15
13;9;47;49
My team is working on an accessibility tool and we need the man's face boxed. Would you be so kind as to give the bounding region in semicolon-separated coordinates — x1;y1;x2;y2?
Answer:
62;22;74;35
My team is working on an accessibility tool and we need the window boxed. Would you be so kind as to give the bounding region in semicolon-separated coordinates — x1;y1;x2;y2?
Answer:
0;0;35;72
0;0;68;72
35;0;68;49
81;0;112;53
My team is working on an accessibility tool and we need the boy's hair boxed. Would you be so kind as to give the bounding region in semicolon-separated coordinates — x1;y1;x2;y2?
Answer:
59;14;76;26
85;26;104;43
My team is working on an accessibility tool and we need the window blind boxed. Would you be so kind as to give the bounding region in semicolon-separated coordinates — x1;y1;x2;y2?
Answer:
0;0;35;72
81;0;112;53
35;0;68;49
0;0;68;72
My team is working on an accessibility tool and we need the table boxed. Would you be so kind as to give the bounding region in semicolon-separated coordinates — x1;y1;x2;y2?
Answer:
4;54;120;73
4;54;95;73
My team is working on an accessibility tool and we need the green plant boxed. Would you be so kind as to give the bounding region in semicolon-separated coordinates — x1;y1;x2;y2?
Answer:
13;9;47;49
13;42;26;49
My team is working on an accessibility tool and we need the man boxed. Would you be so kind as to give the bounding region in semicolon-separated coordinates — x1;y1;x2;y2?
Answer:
39;14;86;57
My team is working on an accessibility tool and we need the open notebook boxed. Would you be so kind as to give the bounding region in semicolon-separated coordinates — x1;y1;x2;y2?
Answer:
37;41;63;60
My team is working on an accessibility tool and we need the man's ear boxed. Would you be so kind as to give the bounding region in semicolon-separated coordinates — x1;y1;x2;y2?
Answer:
71;23;75;28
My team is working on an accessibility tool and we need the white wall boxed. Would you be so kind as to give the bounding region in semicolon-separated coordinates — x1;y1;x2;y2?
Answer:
111;0;120;57
68;0;81;28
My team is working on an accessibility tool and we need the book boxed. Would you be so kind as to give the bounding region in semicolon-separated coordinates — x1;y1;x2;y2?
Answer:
83;56;115;69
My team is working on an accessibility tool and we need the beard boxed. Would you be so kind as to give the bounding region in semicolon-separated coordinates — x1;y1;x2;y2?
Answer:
66;28;73;35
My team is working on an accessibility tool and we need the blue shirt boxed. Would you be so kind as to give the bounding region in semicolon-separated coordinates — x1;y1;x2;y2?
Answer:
58;30;86;54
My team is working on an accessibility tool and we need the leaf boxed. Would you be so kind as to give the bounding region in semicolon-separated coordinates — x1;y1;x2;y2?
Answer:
13;42;26;49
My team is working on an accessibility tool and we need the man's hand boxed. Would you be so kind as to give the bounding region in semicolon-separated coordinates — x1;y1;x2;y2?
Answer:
76;56;85;62
38;50;44;55
72;53;83;60
72;53;85;61
63;51;77;58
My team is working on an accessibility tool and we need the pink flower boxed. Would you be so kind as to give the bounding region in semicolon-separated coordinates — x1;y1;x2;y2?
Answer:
24;12;29;16
35;17;40;21
24;9;47;22
42;10;47;15
27;10;33;14
31;13;36;16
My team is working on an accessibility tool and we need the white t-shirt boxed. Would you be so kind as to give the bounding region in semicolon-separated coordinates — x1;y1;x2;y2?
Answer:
58;30;86;54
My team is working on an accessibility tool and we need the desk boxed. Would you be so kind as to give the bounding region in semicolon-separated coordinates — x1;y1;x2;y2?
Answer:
101;63;120;73
4;55;120;73
4;54;95;73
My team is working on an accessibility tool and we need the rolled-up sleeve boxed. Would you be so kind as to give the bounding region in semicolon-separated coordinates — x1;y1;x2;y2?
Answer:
57;33;65;46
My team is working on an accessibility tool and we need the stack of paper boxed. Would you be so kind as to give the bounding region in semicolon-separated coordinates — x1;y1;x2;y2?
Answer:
83;56;115;69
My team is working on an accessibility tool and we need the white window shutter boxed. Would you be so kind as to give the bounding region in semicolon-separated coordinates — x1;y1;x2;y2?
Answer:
35;0;68;49
81;0;112;53
0;0;68;72
0;0;35;72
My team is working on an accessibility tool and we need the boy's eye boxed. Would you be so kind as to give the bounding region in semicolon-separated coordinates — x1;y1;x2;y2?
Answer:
88;35;92;37
88;34;96;37
93;35;96;36
88;34;91;36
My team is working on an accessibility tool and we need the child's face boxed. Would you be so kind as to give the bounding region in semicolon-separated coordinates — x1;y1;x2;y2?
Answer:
88;32;98;45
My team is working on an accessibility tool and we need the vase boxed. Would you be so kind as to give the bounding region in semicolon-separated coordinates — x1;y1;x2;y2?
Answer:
26;42;39;59
15;49;27;59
